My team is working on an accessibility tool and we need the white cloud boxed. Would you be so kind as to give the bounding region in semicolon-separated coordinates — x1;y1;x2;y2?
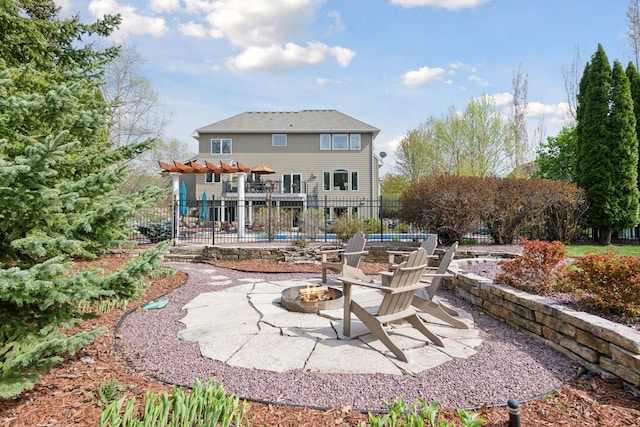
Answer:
150;0;179;13
487;92;512;107
179;21;208;38
54;0;71;13
527;101;570;117
391;0;492;10
402;66;446;86
182;0;217;14
205;0;324;48
468;75;489;87
327;10;346;35
330;46;356;67
88;0;168;39
317;77;341;85
227;42;351;72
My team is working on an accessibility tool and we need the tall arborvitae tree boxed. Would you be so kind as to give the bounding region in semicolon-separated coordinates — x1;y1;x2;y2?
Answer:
608;61;640;233
627;62;640;199
0;0;167;397
576;45;639;244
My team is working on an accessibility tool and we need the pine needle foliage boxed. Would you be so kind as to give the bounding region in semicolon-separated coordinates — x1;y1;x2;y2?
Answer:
0;0;168;397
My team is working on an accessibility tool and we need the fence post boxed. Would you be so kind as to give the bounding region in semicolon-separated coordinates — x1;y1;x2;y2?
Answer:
379;195;384;242
267;193;272;243
172;197;178;246
215;194;216;245
324;195;328;242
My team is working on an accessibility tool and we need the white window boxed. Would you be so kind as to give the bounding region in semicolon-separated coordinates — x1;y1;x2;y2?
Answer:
351;171;359;190
205;173;221;183
323;171;330;190
272;134;287;146
332;134;348;150
333;169;348;190
211;138;232;154
349;134;361;150
320;134;331;150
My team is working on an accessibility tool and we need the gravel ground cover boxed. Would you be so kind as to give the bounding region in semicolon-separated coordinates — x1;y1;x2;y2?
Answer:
117;261;579;412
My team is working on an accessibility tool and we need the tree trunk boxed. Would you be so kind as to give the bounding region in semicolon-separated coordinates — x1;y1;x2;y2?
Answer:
599;228;612;245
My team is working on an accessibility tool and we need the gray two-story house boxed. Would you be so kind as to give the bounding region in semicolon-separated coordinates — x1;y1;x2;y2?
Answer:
188;109;381;225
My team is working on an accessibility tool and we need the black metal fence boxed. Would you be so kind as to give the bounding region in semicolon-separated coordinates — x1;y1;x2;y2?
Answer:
129;196;640;246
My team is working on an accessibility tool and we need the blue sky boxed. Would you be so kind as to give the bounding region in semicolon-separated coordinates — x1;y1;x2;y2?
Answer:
57;0;630;175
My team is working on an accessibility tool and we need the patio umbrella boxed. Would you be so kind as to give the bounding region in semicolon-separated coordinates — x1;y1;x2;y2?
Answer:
179;182;187;215
200;191;209;219
251;163;276;175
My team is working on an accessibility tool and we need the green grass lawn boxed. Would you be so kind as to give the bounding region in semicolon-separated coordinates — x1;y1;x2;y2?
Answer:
567;245;640;258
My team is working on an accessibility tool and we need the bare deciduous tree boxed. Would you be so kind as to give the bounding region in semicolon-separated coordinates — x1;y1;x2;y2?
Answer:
562;44;583;124
509;65;529;175
627;0;640;68
102;43;170;149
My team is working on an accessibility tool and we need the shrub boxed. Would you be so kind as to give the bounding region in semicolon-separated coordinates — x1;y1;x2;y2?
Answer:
559;251;640;317
400;175;491;244
330;214;366;242
399;175;588;245
495;239;567;294
299;208;325;241
137;219;172;243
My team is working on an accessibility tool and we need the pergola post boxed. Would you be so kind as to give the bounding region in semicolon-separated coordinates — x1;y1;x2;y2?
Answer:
170;172;180;244
237;172;246;239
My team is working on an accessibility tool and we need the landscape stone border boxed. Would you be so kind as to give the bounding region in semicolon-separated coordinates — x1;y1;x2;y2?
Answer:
449;258;640;388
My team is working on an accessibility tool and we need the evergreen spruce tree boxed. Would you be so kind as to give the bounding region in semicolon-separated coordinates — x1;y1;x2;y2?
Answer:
0;0;167;397
576;45;640;244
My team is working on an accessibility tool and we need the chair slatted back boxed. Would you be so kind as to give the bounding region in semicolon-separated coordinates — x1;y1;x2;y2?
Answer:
424;241;458;301
344;231;366;268
421;234;438;256
378;248;428;316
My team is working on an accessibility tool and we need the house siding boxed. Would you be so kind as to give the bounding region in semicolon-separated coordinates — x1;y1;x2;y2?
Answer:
189;110;380;219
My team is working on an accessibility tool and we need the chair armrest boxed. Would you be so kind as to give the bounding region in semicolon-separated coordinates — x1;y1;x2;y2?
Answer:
420;273;454;281
320;248;344;254
342;250;368;256
337;276;384;290
386;250;412;255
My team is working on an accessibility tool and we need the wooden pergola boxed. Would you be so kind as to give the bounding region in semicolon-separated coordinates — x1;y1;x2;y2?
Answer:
158;159;254;174
159;160;275;240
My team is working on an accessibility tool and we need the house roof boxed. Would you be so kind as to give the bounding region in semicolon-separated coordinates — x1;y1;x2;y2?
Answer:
196;110;380;138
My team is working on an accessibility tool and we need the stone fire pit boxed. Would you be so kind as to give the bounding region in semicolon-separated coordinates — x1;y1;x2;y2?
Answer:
280;284;343;313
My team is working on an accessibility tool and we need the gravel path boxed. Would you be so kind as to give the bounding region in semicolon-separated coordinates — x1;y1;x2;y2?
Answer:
116;262;578;412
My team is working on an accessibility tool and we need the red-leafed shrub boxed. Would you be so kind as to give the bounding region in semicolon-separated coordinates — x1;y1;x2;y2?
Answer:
399;175;587;244
559;252;640;317
495;239;567;294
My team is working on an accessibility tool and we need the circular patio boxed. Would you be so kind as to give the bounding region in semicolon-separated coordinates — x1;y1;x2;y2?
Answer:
116;262;579;411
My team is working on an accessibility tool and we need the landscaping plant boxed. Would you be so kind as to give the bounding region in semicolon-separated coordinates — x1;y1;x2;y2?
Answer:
0;1;167;398
365;397;485;427
559;251;640;317
494;239;567;294
99;378;248;427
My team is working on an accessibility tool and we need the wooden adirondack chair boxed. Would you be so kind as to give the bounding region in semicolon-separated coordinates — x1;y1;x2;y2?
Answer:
387;234;438;270
321;231;369;283
411;242;468;329
338;248;444;362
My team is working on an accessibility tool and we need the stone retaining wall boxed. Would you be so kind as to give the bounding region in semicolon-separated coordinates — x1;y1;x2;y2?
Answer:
449;258;640;387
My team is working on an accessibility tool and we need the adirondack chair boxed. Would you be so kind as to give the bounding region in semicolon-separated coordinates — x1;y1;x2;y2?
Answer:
338;248;444;362
387;234;438;270
411;242;468;329
321;231;369;283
